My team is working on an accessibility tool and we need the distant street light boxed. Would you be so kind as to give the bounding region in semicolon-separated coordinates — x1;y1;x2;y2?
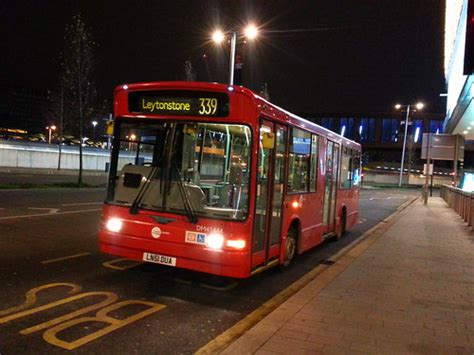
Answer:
46;125;56;144
211;24;260;85
395;102;424;187
92;120;98;142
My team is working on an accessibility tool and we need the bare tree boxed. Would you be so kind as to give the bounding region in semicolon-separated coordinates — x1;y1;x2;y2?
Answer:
61;13;96;185
184;60;196;81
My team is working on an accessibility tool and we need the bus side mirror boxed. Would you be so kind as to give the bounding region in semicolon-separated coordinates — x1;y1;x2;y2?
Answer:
262;132;275;149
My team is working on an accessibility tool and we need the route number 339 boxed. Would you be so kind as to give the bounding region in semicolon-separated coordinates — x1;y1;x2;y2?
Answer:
198;98;218;115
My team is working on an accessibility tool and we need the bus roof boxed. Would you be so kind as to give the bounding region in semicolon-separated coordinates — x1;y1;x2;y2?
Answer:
115;81;361;151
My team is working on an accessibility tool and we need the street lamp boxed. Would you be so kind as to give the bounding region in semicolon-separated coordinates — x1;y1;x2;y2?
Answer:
211;24;260;85
395;102;424;187
92;120;98;142
46;125;56;144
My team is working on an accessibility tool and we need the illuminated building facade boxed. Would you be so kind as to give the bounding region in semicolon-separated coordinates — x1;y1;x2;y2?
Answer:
444;0;474;136
304;113;449;167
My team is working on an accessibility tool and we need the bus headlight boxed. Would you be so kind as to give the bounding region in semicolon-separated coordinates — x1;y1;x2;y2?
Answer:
106;218;123;233
207;233;224;249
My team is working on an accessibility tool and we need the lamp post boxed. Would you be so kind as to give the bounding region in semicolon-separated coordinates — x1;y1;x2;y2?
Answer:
92;120;98;142
212;24;259;85
395;102;424;187
46;125;56;144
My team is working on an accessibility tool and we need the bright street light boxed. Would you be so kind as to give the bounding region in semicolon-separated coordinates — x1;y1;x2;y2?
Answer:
395;102;424;187
243;24;259;40
92;120;98;141
415;102;424;110
211;24;260;85
211;30;225;44
46;125;56;144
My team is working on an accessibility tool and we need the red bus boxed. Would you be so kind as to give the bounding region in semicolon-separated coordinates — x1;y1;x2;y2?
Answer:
99;81;361;278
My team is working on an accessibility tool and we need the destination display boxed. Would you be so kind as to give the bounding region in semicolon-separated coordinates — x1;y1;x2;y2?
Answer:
128;90;229;117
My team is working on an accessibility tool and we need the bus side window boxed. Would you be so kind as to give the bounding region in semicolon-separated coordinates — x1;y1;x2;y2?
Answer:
352;150;361;186
340;147;352;189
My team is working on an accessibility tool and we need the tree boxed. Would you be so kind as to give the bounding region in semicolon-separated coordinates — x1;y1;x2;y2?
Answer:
61;14;96;185
184;60;196;81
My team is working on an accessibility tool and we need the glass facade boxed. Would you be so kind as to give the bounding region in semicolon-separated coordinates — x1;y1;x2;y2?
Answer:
339;117;354;139
359;118;376;142
381;118;399;143
412;119;423;143
429;120;443;134
321;117;334;131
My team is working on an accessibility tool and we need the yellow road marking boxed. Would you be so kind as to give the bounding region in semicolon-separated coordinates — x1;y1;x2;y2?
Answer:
20;292;118;335
0;291;115;326
43;300;166;350
0;283;81;317
0;282;167;350
41;252;91;265
102;258;144;270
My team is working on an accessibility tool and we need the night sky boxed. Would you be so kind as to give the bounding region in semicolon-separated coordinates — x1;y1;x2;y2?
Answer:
2;0;446;114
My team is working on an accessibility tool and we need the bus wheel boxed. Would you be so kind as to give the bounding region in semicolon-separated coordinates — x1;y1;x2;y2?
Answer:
336;208;347;240
283;228;297;267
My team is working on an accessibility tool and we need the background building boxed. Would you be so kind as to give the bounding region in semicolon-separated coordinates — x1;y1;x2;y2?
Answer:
302;112;474;171
444;0;474;137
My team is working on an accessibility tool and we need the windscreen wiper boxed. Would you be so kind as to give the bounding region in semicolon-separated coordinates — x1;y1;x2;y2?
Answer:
172;161;198;224
129;166;159;215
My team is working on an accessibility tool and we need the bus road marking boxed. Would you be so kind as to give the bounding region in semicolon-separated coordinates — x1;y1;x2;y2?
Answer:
102;258;144;270
62;202;102;206
0;208;101;220
43;300;165;350
0;283;82;317
41;252;91;265
0;282;166;350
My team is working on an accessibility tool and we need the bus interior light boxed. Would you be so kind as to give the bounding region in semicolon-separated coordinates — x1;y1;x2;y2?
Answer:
106;218;123;233
207;233;224;249
227;239;246;249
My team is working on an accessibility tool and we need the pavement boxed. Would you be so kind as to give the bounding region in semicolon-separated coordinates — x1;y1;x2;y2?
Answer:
205;197;474;354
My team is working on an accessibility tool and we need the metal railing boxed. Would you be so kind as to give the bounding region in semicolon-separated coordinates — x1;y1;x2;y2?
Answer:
440;185;474;227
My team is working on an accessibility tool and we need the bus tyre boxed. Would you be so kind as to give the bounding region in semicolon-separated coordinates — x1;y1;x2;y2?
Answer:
282;228;297;268
336;209;347;240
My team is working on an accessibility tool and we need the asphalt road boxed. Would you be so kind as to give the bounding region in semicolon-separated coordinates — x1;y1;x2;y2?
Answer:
0;169;108;186
0;187;420;354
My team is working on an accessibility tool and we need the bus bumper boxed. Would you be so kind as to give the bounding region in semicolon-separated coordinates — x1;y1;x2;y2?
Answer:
99;230;251;278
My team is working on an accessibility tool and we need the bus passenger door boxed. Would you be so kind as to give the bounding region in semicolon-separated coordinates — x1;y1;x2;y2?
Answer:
252;121;287;270
322;141;339;234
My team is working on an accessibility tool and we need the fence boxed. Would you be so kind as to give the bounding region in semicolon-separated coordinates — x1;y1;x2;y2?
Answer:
440;185;474;228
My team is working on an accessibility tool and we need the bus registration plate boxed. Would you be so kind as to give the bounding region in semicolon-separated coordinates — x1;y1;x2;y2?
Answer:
143;252;176;266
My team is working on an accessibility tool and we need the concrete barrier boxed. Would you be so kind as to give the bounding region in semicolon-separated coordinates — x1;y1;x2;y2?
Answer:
362;171;453;186
0;140;112;171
